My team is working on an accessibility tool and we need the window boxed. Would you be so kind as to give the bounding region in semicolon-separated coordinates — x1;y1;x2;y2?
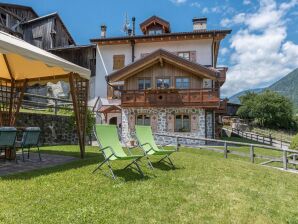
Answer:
178;52;190;61
156;78;170;89
136;114;150;126
175;115;190;132
138;78;151;90
113;55;125;70
148;29;163;35
176;77;190;89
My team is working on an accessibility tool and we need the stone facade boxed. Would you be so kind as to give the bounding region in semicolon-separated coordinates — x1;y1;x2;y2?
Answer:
121;107;214;146
16;113;78;145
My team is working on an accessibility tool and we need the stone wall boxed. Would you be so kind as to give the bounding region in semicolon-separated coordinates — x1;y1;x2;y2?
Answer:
16;113;78;145
121;107;214;146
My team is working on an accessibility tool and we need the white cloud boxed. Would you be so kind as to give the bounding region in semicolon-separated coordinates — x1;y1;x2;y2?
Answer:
202;7;209;14
243;0;251;5
190;2;200;8
221;0;298;97
170;0;187;5
220;47;229;56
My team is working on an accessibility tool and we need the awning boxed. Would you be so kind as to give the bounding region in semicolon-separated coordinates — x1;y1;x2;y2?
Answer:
0;31;90;85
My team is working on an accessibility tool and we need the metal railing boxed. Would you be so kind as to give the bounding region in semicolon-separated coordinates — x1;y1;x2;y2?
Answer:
155;133;298;171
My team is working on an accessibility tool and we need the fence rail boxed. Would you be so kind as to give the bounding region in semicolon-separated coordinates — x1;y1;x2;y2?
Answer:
154;133;298;171
227;128;291;149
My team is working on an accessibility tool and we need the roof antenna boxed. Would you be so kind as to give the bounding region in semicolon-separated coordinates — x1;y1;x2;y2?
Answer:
122;12;130;35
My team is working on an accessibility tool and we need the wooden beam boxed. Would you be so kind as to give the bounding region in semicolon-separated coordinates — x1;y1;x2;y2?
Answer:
69;73;84;158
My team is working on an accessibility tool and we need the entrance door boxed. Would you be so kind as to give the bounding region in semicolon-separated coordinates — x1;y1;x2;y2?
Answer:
109;117;117;125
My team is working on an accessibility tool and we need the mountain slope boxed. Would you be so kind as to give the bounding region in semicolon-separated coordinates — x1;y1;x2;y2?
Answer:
228;88;264;104
267;68;298;106
228;68;298;106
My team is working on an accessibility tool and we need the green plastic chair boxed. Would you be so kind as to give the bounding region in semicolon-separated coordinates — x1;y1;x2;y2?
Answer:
93;124;144;179
135;125;178;169
0;127;18;163
18;127;41;162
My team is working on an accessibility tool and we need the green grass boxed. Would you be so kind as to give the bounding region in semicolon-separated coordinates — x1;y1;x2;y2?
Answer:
1;145;298;223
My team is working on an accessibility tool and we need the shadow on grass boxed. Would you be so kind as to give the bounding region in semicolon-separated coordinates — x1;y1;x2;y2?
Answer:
151;161;183;171
1;151;152;182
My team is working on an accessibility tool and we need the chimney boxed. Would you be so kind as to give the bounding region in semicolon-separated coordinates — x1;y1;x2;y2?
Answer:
132;17;136;36
192;17;207;31
128;28;132;36
100;24;107;38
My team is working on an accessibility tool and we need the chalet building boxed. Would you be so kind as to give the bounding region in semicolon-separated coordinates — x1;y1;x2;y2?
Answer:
90;16;231;143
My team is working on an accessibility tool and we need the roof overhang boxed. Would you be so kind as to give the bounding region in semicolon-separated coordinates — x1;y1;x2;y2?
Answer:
90;29;232;45
107;49;219;82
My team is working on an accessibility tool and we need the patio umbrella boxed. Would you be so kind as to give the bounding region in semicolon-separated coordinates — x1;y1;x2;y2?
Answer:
0;31;91;158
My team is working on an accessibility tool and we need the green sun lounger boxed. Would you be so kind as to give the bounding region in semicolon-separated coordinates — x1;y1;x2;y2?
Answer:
135;125;178;169
93;124;144;179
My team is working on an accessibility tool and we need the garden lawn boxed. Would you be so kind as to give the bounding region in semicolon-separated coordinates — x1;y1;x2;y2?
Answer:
1;145;298;224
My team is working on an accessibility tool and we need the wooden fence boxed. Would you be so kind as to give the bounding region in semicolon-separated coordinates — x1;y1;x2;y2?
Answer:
155;133;298;171
21;93;73;115
229;128;291;149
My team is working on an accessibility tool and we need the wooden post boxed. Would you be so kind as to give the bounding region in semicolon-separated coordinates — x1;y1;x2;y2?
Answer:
69;73;89;159
250;145;254;163
283;150;287;170
293;154;297;170
224;142;228;159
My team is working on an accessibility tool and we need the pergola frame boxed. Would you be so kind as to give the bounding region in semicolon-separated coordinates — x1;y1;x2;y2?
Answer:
0;56;89;158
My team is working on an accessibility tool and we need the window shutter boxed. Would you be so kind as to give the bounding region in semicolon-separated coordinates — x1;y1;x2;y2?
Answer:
190;51;197;62
151;114;158;132
167;114;174;132
113;55;125;70
128;113;135;131
191;114;199;132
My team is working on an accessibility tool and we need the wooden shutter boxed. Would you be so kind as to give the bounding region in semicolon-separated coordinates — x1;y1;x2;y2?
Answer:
167;114;175;132
113;55;125;70
128;113;135;131
151;114;158;132
190;51;196;62
191;114;199;132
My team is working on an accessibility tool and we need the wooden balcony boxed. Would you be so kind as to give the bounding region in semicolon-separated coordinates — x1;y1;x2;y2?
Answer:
121;88;220;108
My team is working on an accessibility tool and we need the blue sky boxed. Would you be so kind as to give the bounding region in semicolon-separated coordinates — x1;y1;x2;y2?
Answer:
2;0;298;97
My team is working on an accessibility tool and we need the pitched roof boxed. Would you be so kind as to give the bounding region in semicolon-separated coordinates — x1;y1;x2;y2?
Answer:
140;15;171;33
107;49;219;82
21;12;76;46
0;3;38;18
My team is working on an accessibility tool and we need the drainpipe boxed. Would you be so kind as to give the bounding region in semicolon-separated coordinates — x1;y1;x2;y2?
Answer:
131;40;135;62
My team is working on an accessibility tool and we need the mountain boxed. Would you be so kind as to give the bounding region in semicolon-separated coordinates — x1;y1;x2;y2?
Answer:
228;68;298;106
228;88;264;104
267;68;298;106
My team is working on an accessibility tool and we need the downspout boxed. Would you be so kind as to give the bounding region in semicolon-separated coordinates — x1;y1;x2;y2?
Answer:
131;40;135;62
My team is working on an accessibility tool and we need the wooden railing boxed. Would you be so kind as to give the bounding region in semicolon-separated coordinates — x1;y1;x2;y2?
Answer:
228;128;291;149
154;133;298;171
121;88;220;107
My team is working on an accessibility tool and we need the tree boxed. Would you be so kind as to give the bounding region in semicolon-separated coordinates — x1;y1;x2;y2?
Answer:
236;90;294;129
236;91;257;119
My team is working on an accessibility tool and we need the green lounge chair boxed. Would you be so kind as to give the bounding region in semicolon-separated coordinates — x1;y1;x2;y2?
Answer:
93;124;144;179
135;125;178;169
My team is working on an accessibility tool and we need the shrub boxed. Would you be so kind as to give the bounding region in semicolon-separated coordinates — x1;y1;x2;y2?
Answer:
290;134;298;150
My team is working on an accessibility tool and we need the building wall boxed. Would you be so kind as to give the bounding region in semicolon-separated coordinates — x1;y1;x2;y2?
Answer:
95;39;213;98
121;107;214;145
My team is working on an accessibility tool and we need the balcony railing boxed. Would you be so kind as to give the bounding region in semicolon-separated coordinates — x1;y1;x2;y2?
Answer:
121;88;220;107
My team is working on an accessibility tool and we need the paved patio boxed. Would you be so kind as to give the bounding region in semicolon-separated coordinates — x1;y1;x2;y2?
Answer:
0;153;78;177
